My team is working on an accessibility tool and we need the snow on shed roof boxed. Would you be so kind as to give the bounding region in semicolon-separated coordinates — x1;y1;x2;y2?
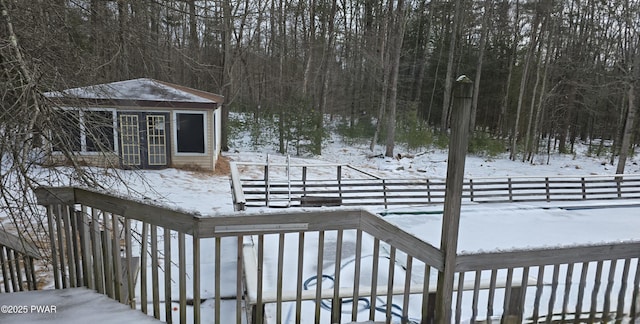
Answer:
45;78;222;104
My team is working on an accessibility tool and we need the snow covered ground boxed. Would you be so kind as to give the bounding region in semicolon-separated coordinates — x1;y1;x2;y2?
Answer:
5;134;640;323
113;137;640;323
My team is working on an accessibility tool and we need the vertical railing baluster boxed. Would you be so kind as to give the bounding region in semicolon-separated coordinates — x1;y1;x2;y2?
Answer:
629;258;640;323
331;230;343;324
351;230;363;322
215;236;222;324
63;205;76;288
295;232;305;324
23;255;33;290
515;266;530;323
7;249;18;292
164;228;172;323
29;257;37;290
616;258;631;320
55;205;67;288
178;232;186;323
69;207;82;287
471;270;481;323
589;261;604;322
560;263;574;322
575;262;589;318
47;205;60;289
124;218;134;308
102;213;114;299
502;268;514;321
111;213;122;303
314;231;325;324
486;269;497;321
276;234;285;323
385;246;396;324
0;247;9;292
79;207;93;289
140;223;148;315
236;236;244;324
603;260;618;320
402;255;413;323
547;264;561;320
455;272;465;324
255;235;264;324
531;265;546;322
421;266;432;324
150;225;160;319
369;238;380;321
91;208;104;294
193;230;201;324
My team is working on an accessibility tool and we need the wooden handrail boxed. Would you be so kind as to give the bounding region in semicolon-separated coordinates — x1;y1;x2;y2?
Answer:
0;230;40;259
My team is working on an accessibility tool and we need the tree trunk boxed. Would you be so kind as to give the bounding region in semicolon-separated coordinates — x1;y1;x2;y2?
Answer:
220;0;233;152
385;0;407;157
616;49;639;174
370;0;391;152
470;0;493;133
440;0;464;130
510;2;541;160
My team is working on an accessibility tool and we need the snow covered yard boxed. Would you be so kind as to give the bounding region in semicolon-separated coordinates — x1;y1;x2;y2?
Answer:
76;142;640;323
4;137;640;324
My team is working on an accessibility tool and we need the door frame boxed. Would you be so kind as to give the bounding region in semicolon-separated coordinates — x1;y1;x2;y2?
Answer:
118;111;171;169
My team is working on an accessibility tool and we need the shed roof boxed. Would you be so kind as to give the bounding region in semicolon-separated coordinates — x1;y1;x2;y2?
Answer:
45;78;224;109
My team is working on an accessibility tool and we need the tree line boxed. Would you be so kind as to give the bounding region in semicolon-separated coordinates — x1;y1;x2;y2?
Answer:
4;0;640;170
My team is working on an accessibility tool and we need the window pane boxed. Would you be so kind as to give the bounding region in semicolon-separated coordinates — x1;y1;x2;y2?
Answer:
85;111;115;152
119;114;141;166
53;110;81;152
147;115;167;165
176;113;205;153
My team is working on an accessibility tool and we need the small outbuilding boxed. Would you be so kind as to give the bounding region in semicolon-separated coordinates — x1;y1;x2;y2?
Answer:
45;78;224;171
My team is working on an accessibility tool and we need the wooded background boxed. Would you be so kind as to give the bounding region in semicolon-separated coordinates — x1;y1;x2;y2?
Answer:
3;0;640;165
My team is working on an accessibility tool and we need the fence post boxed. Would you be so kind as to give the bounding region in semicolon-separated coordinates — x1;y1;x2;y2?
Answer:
302;166;307;197
265;154;270;207
435;75;473;324
337;165;343;199
545;177;550;202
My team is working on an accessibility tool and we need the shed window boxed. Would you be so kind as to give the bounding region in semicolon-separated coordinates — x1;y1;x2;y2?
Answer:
53;109;115;153
53;110;81;152
176;113;205;153
85;111;116;152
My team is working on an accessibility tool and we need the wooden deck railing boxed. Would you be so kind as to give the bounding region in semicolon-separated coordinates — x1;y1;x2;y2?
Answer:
34;186;640;323
0;230;40;293
229;161;640;210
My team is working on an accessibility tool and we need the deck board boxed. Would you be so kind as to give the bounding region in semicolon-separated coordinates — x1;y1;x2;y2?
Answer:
0;287;161;323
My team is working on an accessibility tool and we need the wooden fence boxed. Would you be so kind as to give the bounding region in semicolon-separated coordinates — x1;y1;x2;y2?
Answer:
229;161;640;210
0;229;40;292
34;186;640;323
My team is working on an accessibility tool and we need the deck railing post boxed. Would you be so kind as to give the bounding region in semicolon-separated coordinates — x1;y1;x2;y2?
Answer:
436;75;473;324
